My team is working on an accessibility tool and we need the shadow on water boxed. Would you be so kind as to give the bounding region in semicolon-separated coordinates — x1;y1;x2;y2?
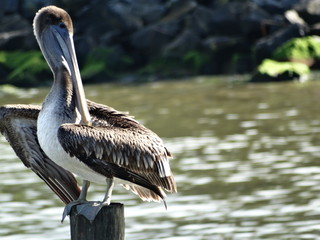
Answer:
1;76;320;239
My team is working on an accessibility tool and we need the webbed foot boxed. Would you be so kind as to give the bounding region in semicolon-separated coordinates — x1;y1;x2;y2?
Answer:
62;200;87;222
62;179;114;222
75;201;108;222
62;201;110;223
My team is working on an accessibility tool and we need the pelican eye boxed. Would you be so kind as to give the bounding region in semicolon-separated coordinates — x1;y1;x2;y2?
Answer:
59;22;66;29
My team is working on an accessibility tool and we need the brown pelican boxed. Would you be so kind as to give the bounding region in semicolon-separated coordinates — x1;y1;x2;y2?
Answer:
0;6;176;220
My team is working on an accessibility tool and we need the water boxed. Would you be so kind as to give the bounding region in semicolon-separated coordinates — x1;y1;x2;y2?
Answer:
1;77;320;239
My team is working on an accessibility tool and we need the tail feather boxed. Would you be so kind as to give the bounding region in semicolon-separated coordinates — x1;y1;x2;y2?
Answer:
122;184;167;208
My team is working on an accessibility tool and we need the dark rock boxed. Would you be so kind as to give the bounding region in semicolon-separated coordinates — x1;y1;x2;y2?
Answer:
130;21;180;56
160;0;197;23
253;0;300;14
0;65;9;81
207;1;285;39
295;0;320;25
0;14;34;50
204;36;240;50
254;24;308;64
20;0;55;19
53;0;88;13
0;0;19;16
190;6;216;36
105;0;144;30
241;2;273;39
76;0;142;40
251;71;302;82
74;36;95;66
162;29;201;57
204;36;248;74
196;0;217;7
128;0;166;24
209;2;272;39
309;23;320;35
210;2;243;36
232;53;254;74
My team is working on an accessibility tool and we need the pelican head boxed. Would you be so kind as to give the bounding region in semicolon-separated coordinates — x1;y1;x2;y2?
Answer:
33;6;74;73
33;6;91;124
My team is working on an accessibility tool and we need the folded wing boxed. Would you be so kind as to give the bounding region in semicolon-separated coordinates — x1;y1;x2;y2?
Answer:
58;100;177;202
0;104;80;204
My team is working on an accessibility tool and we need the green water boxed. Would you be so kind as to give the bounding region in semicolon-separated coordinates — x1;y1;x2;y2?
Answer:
1;77;320;239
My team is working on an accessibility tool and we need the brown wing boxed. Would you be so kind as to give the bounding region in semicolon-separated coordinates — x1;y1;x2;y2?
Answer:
0;104;80;204
57;100;176;201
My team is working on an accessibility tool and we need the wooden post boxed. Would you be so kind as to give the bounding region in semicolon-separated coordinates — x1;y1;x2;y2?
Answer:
70;203;124;240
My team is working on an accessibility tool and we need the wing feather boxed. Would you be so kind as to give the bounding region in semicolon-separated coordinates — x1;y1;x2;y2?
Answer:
58;100;177;200
58;123;176;193
0;104;80;204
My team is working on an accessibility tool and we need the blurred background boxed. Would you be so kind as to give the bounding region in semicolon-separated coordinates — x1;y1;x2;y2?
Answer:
2;0;320;240
1;0;320;86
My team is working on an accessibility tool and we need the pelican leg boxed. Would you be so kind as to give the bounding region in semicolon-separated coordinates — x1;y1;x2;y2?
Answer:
102;178;114;205
78;180;90;201
62;180;91;222
63;178;114;222
62;178;115;223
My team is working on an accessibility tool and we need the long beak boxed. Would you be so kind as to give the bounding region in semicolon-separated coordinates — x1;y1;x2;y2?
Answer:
41;26;91;125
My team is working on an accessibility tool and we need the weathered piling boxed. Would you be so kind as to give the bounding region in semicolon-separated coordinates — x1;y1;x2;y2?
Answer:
70;203;124;240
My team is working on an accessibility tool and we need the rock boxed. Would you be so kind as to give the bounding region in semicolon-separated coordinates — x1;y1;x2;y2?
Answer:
253;0;300;14
0;14;34;50
241;2;273;39
309;23;320;35
72;0;145;61
251;59;310;82
232;53;254;74
0;65;9;82
204;36;240;50
284;10;306;25
128;0;166;24
1;0;320;83
295;0;320;25
20;0;45;19
209;2;243;36
190;6;216;36
195;0;216;8
105;0;144;30
160;0;197;23
130;21;180;56
254;24;308;64
204;36;249;74
162;28;201;57
76;0;142;38
210;2;271;38
0;0;19;16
